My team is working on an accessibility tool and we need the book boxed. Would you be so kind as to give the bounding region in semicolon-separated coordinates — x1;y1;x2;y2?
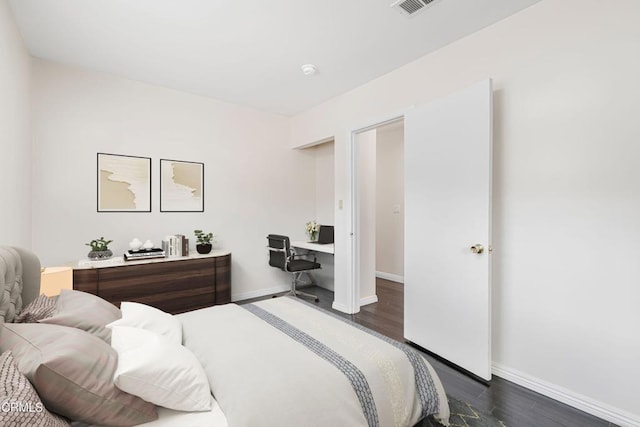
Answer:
127;248;164;254
182;236;189;256
124;250;166;261
126;251;165;257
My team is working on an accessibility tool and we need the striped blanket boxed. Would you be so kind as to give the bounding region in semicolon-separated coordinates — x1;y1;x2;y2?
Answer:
178;297;449;427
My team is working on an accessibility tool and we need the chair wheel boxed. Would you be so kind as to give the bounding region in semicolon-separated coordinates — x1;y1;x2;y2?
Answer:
314;298;320;303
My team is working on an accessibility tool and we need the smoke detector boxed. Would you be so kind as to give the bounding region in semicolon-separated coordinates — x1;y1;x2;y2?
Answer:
390;0;435;17
301;64;318;76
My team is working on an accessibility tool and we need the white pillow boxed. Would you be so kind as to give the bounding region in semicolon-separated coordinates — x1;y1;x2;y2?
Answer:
109;326;212;412
108;302;182;345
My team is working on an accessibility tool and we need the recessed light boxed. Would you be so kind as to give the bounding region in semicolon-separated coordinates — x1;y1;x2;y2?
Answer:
301;64;317;76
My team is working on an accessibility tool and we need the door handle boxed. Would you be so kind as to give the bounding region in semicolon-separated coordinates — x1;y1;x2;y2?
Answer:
470;244;484;254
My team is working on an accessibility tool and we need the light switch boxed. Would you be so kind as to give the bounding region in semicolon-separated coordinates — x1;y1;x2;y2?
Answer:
338;200;343;210
392;204;401;214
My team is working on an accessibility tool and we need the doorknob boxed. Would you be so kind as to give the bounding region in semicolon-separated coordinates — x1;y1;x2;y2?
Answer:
470;244;484;254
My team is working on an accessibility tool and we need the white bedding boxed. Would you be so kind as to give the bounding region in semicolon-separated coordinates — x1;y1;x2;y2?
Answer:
71;396;227;427
131;397;227;427
74;297;449;427
177;297;449;427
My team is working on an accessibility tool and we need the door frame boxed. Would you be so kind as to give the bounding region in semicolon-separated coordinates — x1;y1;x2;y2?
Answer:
345;110;408;314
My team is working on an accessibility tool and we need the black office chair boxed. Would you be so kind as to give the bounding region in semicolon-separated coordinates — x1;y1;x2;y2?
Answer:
267;234;320;302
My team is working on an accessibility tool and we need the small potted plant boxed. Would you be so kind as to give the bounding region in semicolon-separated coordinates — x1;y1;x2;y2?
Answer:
86;237;114;260
306;220;320;242
194;229;215;254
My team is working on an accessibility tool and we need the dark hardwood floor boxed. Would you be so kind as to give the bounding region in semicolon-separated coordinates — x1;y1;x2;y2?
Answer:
240;279;617;427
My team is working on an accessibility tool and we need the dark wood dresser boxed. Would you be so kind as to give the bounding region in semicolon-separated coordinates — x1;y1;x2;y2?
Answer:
73;251;231;314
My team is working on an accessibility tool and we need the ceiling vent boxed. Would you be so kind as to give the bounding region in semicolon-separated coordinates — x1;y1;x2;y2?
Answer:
390;0;435;17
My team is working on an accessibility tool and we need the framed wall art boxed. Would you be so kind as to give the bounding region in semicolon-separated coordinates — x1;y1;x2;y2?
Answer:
97;153;151;212
160;159;204;212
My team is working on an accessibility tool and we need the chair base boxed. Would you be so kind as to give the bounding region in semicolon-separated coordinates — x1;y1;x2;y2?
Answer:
287;289;319;303
290;271;320;302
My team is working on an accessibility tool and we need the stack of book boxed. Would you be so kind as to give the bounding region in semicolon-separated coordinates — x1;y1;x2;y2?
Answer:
162;234;189;258
124;248;166;261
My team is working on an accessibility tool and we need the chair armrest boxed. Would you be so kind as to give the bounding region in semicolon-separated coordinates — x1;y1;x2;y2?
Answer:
291;252;317;263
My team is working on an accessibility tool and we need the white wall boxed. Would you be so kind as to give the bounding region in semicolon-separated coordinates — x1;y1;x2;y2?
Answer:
31;60;316;301
375;121;404;280
356;130;377;304
313;140;334;225
0;0;31;248
291;0;640;424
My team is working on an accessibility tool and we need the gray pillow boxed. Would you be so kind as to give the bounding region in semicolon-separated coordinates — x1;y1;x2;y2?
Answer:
14;294;57;323
0;350;70;426
0;323;158;426
38;290;121;342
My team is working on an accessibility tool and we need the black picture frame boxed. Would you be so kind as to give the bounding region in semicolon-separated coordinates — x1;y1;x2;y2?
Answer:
159;159;205;212
97;153;151;212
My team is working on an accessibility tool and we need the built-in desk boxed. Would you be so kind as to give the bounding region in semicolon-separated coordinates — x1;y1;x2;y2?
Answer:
290;241;334;291
291;241;334;254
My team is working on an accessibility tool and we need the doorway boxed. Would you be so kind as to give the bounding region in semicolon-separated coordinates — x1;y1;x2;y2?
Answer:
353;120;405;307
351;117;405;311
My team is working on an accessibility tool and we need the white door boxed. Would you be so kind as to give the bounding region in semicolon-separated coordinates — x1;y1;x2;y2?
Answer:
404;79;493;380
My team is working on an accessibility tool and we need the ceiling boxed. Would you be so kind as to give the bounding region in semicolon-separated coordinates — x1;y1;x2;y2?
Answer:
9;0;541;116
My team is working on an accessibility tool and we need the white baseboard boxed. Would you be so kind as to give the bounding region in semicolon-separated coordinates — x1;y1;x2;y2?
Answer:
375;271;404;283
492;362;640;427
332;301;353;314
360;295;378;306
232;285;289;302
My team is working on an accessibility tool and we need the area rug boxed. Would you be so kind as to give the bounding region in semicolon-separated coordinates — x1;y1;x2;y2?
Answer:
421;396;506;427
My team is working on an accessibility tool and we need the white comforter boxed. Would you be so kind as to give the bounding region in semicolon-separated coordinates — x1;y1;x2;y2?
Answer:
177;297;449;427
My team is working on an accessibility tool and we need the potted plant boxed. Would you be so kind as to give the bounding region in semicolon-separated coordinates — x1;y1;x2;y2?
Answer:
194;229;215;254
86;237;114;260
306;220;320;242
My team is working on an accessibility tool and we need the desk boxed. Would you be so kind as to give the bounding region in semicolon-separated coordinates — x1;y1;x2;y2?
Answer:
290;241;334;291
291;241;334;254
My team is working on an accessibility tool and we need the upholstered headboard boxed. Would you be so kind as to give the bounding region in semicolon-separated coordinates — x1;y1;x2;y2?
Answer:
0;246;41;323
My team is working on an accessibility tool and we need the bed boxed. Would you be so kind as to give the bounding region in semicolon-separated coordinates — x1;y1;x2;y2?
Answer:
0;246;450;427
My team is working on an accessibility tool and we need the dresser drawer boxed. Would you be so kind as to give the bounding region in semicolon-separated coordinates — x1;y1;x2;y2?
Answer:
73;253;231;314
